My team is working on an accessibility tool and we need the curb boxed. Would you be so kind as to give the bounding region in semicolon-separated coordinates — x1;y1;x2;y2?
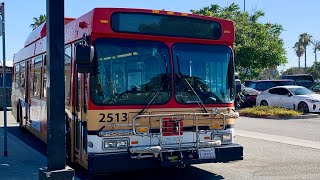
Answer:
240;113;320;119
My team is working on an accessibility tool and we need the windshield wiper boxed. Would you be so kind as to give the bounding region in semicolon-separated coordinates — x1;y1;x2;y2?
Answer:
176;54;208;113
136;55;171;117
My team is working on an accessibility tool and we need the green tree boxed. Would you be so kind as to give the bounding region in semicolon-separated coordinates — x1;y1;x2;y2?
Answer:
191;3;287;80
30;14;46;30
298;33;312;71
307;62;320;79
293;41;305;70
311;40;320;63
282;67;306;76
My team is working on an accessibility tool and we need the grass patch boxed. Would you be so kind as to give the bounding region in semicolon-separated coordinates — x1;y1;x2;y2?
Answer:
239;106;303;117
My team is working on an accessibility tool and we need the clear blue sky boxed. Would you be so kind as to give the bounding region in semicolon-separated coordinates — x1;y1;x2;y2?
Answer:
1;0;320;71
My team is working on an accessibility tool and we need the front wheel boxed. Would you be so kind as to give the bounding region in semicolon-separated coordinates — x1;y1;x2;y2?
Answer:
260;100;268;106
298;102;309;113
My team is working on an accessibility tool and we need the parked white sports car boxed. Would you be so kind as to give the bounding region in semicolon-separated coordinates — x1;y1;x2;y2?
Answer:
256;85;320;113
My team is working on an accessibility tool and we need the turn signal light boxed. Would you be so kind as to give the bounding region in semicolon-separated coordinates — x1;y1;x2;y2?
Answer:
131;140;139;145
210;124;220;129
204;136;211;140
136;127;149;133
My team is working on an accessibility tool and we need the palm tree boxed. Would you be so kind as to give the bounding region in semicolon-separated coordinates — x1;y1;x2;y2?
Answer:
293;41;304;70
30;14;46;30
312;40;320;63
299;33;312;72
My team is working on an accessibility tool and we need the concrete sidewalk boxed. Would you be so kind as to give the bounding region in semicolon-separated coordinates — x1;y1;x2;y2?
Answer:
0;127;47;179
0;110;46;179
0;126;47;179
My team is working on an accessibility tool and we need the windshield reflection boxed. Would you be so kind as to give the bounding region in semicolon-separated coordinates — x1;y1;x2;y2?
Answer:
90;38;171;105
288;87;315;95
173;43;234;104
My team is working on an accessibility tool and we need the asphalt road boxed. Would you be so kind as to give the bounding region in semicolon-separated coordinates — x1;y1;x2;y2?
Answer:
2;111;320;179
236;116;320;142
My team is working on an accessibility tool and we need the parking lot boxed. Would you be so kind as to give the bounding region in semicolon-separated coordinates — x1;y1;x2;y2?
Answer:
2;111;320;179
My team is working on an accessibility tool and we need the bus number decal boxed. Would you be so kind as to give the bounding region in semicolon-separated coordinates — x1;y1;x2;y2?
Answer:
99;113;106;122
99;113;128;123
122;113;128;122
107;113;113;122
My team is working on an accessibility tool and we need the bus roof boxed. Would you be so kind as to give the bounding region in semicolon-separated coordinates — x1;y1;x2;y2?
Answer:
14;8;235;64
24;18;76;47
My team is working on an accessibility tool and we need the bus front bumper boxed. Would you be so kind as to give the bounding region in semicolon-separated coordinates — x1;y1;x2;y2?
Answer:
88;143;243;175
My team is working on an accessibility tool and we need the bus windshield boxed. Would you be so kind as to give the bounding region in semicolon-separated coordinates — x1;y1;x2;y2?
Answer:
173;43;234;104
90;38;171;105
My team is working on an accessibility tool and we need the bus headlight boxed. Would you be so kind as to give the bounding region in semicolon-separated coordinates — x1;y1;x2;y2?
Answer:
117;140;129;148
212;134;232;143
212;134;222;141
102;138;129;150
222;134;232;142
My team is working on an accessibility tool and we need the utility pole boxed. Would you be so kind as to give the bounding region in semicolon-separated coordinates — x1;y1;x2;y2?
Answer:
244;0;246;12
39;0;74;179
0;1;8;157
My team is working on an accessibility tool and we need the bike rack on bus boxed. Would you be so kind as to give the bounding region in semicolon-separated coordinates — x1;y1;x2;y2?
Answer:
129;109;239;159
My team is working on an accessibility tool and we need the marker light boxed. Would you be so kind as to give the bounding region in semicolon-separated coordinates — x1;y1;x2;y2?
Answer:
136;127;149;133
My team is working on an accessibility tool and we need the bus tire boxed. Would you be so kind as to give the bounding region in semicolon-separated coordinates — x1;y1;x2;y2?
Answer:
65;115;72;165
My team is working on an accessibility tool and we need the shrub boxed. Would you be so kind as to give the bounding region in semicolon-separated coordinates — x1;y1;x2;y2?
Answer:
239;106;303;117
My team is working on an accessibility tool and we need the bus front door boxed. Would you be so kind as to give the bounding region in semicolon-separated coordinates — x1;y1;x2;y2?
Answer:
21;60;32;127
74;73;88;165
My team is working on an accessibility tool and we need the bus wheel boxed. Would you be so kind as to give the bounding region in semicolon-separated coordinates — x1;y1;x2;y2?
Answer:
65;115;72;165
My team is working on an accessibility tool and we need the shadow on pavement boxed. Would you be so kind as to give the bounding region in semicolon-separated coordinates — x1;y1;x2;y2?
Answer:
6;126;47;156
7;126;224;180
92;166;224;180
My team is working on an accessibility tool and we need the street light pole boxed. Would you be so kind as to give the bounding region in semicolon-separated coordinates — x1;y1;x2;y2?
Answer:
244;0;246;12
0;1;8;157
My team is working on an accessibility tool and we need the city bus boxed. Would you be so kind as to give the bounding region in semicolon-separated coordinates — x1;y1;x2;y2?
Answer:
0;65;13;109
12;8;243;175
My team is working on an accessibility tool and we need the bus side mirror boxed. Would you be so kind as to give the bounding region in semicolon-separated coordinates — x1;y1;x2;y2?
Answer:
236;84;242;93
235;79;242;93
75;44;94;73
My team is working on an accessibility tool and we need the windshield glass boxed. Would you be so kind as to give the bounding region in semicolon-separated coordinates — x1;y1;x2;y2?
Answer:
172;43;234;104
90;38;171;105
288;87;315;95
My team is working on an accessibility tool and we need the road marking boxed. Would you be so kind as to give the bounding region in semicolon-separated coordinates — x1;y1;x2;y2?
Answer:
236;130;320;150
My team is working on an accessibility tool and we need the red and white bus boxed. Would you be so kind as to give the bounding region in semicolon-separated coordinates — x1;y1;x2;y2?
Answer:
12;8;243;175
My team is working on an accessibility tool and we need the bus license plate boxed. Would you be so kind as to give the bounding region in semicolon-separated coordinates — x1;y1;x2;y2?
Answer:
199;148;216;159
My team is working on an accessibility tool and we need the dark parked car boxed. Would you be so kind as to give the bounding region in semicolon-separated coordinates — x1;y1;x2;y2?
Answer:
241;84;259;107
310;83;320;94
244;80;295;106
281;74;315;88
244;80;253;87
247;79;295;92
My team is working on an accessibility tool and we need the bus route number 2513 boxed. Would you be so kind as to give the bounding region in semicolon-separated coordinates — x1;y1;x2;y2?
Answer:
99;113;128;123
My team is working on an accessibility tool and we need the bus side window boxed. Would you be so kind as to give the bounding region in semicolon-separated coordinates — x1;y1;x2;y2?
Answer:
14;64;20;89
42;55;47;98
33;56;42;98
65;45;72;106
20;61;26;97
